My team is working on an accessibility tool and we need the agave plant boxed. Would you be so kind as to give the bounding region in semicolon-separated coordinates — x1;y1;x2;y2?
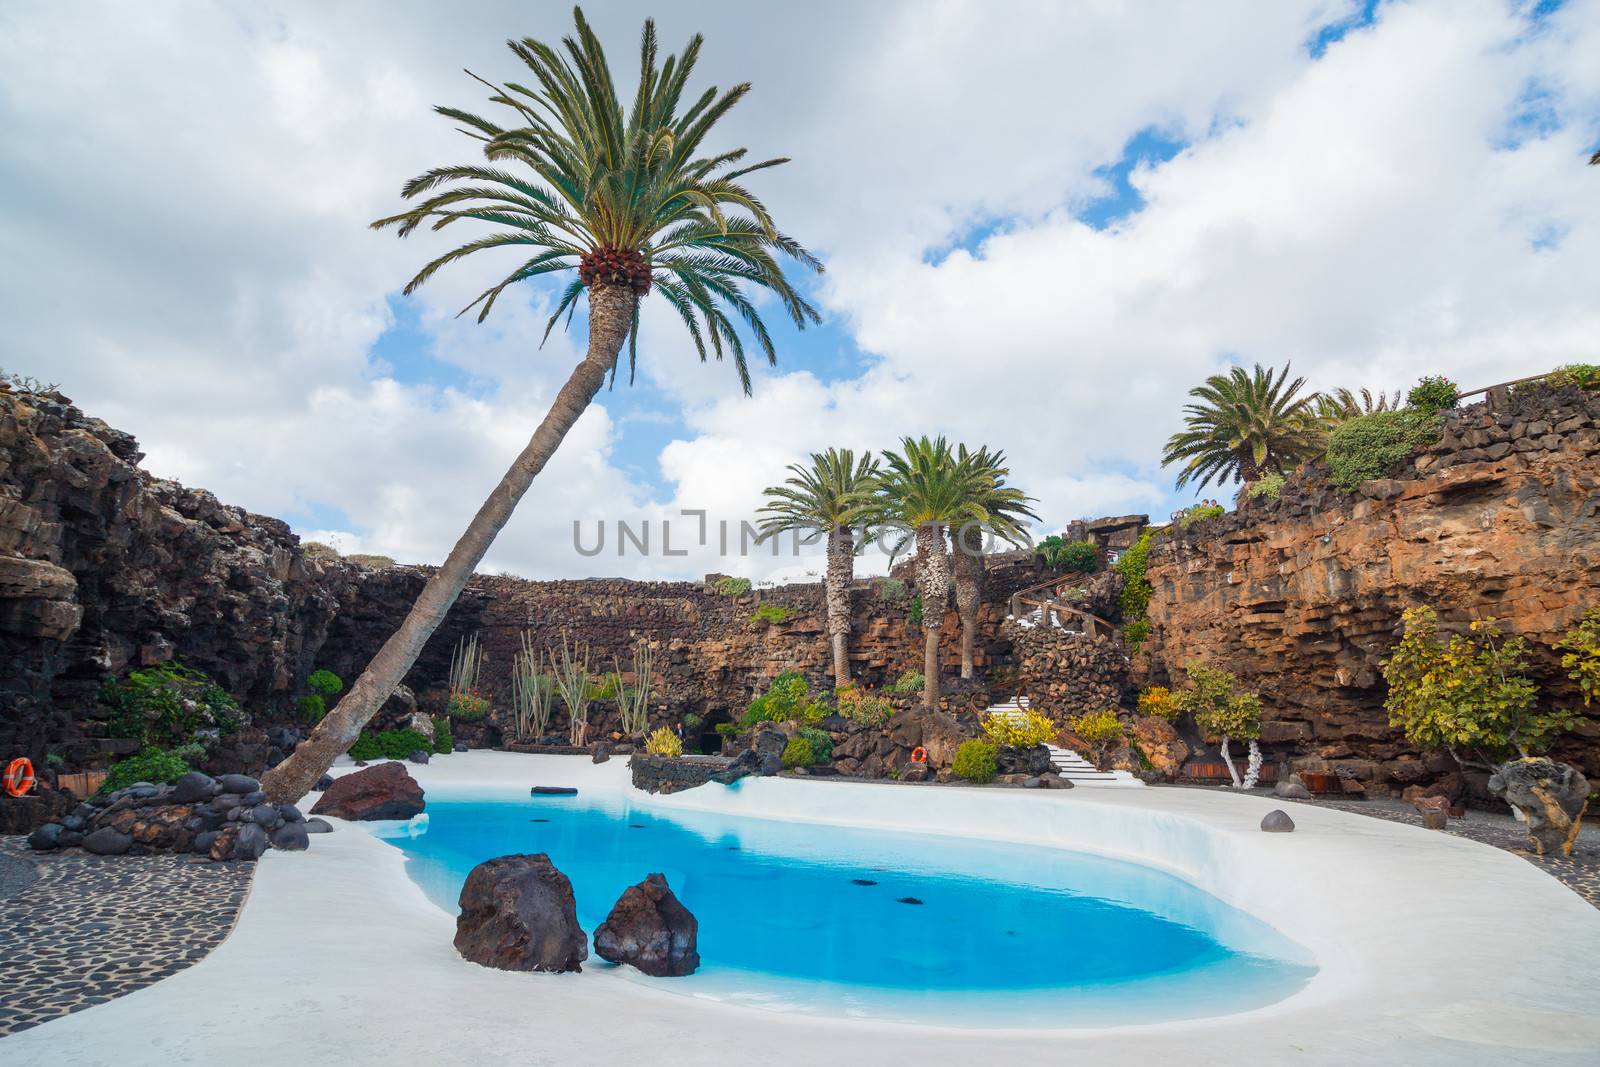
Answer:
1161;362;1325;491
263;8;818;801
758;449;879;687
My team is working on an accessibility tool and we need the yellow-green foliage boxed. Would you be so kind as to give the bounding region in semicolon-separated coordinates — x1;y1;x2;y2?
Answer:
836;684;893;725
781;735;814;769
888;670;924;694
645;726;683;757
952;739;997;783
982;708;1057;748
1136;686;1179;720
1068;709;1125;745
750;603;793;625
1115;532;1154;651
1175;663;1262;741
1555;609;1600;706
1382;606;1568;760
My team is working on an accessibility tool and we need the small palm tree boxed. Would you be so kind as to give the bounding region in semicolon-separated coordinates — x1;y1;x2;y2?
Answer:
1313;386;1401;425
1161;362;1324;492
758;449;879;687
949;445;1037;680
263;8;820;802
869;437;994;710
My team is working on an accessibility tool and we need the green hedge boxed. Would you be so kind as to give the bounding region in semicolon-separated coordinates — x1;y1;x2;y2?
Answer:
1326;410;1442;491
348;727;433;762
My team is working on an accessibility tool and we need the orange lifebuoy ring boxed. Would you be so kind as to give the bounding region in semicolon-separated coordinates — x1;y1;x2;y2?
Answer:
3;757;35;798
910;747;927;764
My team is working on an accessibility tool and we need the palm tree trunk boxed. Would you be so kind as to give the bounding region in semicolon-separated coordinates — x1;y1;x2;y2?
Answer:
824;524;853;688
261;284;636;803
951;543;983;680
914;523;949;710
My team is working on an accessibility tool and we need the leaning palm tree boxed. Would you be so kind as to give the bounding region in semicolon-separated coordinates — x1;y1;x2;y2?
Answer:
1161;362;1324;492
1313;386;1401;425
758;449;879;687
949;445;1037;680
868;438;992;710
262;8;819;802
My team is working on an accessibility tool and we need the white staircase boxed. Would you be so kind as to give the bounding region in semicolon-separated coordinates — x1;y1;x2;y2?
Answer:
985;697;1143;788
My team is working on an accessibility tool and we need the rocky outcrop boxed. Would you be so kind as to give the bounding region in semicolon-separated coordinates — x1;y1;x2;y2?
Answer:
593;872;700;977
1142;386;1600;795
1006;618;1131;720
1489;758;1589;857
454;853;588;973
308;762;424;821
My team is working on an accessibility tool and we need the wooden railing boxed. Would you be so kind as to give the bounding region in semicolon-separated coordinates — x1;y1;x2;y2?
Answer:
1008;573;1120;640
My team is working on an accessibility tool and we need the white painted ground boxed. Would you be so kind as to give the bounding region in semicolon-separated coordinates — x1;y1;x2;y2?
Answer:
6;751;1600;1066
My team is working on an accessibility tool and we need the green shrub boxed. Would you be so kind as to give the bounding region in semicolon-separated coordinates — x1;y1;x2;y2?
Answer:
447;689;491;721
1037;536;1099;572
1176;664;1262;742
1545;363;1600;391
1123;618;1150;650
1137;686;1179;720
348;728;432;762
431;714;454;755
952;740;998;783
1555;609;1600;706
836;684;893;725
1246;473;1286;501
750;604;793;625
100;661;244;748
295;694;327;723
99;747;191;795
875;577;907;603
742;671;827;727
982;708;1057;747
1115;532;1154;652
781;735;815;769
307;669;344;697
888;670;923;694
796;725;833;763
1068;709;1125;746
1406;375;1459;411
1326;409;1442;490
715;576;752;597
908;595;924;627
646;726;683;757
1174;502;1226;527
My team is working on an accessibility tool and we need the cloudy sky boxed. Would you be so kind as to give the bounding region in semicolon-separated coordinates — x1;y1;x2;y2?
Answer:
3;0;1597;583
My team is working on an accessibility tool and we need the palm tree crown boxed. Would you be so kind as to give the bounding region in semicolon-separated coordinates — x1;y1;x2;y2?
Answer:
951;444;1038;553
1162;362;1325;490
372;6;821;393
757;448;879;537
1314;386;1402;424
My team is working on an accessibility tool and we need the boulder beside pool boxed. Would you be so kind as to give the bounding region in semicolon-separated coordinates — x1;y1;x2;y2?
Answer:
310;761;424;821
593;872;700;977
454;853;588;973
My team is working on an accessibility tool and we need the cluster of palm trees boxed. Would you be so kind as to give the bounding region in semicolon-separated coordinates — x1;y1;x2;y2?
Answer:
759;439;1036;710
1160;362;1407;492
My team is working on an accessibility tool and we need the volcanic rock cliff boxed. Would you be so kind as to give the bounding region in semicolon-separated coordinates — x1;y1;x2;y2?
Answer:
1141;385;1600;792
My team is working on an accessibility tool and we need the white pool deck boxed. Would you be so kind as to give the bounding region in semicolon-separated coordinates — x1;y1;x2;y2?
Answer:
7;750;1600;1066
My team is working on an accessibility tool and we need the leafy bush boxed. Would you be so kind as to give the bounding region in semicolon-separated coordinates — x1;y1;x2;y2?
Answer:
952;740;998;783
295;694;326;723
781;735;815;769
646;726;683;757
715;576;752;597
1174;501;1226;527
349;728;432;762
1406;375;1459;411
1246;473;1286;501
1545;363;1600;390
447;689;491;721
796;725;834;764
431;714;454;755
836;684;893;725
742;671;827;727
1037;536;1098;572
888;670;923;694
1122;618;1150;649
982;708;1057;748
1137;685;1179;720
592;672;623;700
1555;609;1600;705
750;604;794;625
1176;664;1262;742
1115;532;1154;652
100;662;244;748
875;577;907;603
1068;709;1125;746
908;595;924;627
1326;409;1442;491
1382;606;1569;764
98;747;191;795
307;669;344;697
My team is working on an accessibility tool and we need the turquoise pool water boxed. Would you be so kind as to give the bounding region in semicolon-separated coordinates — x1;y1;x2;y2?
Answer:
377;790;1316;1026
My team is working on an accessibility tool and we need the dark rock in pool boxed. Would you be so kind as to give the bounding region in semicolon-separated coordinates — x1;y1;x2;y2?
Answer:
1260;809;1295;833
271;821;310;851
529;818;550;823
311;762;425;821
895;896;924;906
454;853;588;973
172;771;217;804
593;872;699;977
530;786;578;796
82;827;132;855
850;878;878;886
216;774;260;795
304;817;334;834
315;773;335;791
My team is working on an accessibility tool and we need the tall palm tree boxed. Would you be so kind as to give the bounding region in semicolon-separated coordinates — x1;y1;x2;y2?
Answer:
949;445;1037;680
1161;362;1324;492
869;437;992;711
1313;386;1401;425
757;449;879;687
263;8;819;802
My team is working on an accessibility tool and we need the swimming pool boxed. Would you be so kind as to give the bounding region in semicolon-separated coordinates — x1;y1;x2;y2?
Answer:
377;785;1314;1027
